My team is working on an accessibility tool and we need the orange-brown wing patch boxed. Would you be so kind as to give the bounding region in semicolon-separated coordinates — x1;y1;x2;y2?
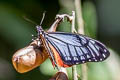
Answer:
48;43;71;67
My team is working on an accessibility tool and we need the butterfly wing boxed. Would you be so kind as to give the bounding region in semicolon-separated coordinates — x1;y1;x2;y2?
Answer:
45;32;110;66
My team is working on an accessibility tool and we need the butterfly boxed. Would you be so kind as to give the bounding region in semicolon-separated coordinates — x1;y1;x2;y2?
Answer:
12;13;110;72
36;25;110;68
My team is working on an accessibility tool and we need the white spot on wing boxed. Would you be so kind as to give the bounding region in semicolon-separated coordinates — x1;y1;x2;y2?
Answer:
65;57;71;61
88;59;91;61
76;62;79;64
100;58;103;61
65;57;68;61
93;57;97;61
87;55;90;58
74;57;78;61
68;57;71;60
95;59;97;62
82;61;85;63
104;49;107;52
80;56;85;60
103;54;106;58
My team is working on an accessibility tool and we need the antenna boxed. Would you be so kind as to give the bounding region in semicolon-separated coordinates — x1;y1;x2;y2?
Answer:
40;11;46;26
23;16;37;25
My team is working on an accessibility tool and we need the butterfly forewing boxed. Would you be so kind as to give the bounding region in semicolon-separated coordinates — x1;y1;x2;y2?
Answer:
45;32;110;65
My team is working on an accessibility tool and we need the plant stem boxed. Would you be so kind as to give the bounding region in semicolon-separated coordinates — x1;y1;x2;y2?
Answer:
60;67;68;76
81;64;87;80
74;0;88;80
72;65;78;80
71;11;78;80
75;0;84;34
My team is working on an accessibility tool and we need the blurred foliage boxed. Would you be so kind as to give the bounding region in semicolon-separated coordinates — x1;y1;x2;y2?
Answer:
0;0;120;80
83;1;97;38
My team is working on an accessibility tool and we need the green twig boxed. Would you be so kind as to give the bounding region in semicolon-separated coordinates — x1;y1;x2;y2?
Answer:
71;11;78;80
74;0;88;80
75;0;84;34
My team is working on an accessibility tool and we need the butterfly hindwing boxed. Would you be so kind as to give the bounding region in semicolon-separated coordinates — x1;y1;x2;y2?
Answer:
45;32;110;65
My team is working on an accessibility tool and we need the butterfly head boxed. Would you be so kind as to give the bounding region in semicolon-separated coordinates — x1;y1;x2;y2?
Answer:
36;12;46;38
36;25;44;35
36;25;45;47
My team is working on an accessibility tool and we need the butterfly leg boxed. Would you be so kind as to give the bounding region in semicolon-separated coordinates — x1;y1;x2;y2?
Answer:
48;13;77;32
47;17;63;32
56;13;77;33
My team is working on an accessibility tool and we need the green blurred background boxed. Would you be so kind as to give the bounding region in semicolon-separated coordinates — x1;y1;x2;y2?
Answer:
0;0;120;80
